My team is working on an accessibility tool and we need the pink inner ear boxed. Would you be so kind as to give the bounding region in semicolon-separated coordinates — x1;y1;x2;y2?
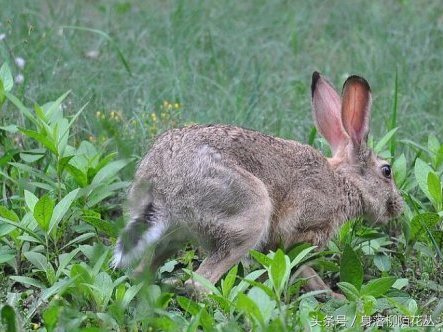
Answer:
341;79;371;145
312;77;348;155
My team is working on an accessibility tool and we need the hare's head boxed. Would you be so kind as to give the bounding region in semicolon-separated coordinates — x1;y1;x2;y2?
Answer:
311;72;403;224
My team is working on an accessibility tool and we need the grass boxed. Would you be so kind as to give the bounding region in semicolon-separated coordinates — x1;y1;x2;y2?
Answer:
0;0;443;330
2;0;443;144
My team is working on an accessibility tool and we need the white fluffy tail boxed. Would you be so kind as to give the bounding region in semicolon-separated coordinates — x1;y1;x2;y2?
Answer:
111;180;164;268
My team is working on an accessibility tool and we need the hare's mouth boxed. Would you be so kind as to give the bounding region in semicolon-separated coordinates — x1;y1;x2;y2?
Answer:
386;197;404;219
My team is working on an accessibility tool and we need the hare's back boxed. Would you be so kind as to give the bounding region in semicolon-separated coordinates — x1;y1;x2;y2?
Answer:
137;124;327;193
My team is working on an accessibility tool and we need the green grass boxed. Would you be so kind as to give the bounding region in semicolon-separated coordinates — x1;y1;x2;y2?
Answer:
1;0;443;144
1;0;443;330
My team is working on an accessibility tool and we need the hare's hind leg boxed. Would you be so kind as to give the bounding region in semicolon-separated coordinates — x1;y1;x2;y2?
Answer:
185;171;272;293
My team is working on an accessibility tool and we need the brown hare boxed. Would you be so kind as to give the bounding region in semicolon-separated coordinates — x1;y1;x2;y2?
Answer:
112;72;403;296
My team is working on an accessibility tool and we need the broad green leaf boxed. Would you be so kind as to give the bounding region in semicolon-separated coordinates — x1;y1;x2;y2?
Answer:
61;232;96;250
0;206;19;222
414;158;433;200
26;278;76;320
91;159;130;185
0;246;15;264
9;276;46;289
24;190;39;213
43;91;70;123
121;282;144;308
20;152;45;163
24;251;49;271
269;249;290;297
362;295;377;315
0;305;17;332
56;248;80;279
48;188;80;236
340;245;363;289
221;264;238;298
428;134;440;155
392;153;406;186
65;164;88;187
93;272;113;307
0;63;13;91
229;269;266;301
373;254;391;272
249;250;272;267
361;277;395;298
427;172;442;210
236;293;264;327
19;128;58;155
290;245;316;269
42;304;60;332
392;278;409;290
33;194;55;232
336;282;360;301
247;286;276;325
409;212;440;242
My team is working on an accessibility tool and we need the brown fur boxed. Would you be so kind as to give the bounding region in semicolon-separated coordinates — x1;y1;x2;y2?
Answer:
113;73;404;295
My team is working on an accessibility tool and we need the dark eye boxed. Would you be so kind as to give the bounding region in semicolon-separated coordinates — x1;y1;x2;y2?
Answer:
381;164;391;178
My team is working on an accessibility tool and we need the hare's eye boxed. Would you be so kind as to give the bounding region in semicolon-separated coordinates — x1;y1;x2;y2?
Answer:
381;164;391;178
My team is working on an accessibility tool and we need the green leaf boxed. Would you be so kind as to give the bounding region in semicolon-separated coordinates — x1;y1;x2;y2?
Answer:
0;246;15;264
229;269;266;301
33;194;55;232
24;251;49;271
340;245;363;289
269;249;290;297
121;283;144;309
43;91;70;123
1;305;17;332
0;206;19;222
249;250;272;267
183;268;221;296
221;264;238;298
336;282;360;301
414;158;433;200
65;164;88;187
48;188;80;237
392;278;409;290
236;293;264;327
90;159;130;185
392;153;406;186
409;212;440;242
290;245;316;269
9;276;46;289
24;190;39;213
374;127;398;154
177;296;214;330
427;172;442;210
19;128;58;155
0;63;13;92
360;277;395;298
247;286;276;325
373;254;391;272
56;248;81;279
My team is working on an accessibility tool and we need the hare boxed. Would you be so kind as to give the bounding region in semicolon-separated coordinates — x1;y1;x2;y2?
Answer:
112;72;403;296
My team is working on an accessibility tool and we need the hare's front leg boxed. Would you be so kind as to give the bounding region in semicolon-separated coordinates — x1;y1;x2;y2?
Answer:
295;265;345;300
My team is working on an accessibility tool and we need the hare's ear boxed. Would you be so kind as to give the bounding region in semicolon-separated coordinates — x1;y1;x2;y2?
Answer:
311;72;348;155
341;75;372;148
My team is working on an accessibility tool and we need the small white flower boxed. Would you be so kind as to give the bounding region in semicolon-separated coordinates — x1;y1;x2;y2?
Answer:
15;57;25;69
0;33;5;41
15;74;24;84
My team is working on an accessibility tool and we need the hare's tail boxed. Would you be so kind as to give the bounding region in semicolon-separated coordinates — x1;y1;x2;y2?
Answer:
111;182;166;269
